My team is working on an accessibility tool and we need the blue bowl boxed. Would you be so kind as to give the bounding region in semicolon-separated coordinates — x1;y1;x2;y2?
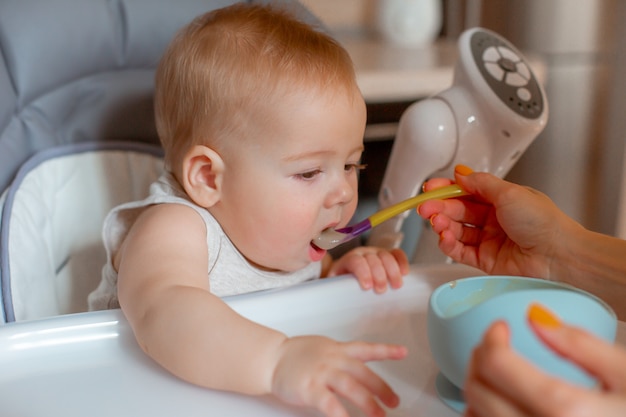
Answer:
428;275;617;393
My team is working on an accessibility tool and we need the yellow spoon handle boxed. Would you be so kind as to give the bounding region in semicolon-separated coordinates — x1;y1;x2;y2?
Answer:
369;184;468;228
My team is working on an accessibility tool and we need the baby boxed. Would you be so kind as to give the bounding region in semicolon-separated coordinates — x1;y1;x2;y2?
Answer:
89;3;409;417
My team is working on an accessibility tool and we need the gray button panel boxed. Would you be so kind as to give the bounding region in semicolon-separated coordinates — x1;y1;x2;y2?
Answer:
470;31;544;119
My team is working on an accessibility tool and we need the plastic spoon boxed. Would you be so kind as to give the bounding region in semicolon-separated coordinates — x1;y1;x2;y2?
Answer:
313;184;468;250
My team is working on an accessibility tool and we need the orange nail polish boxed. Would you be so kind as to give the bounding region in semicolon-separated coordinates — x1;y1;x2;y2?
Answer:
528;303;561;329
455;164;474;176
429;214;437;227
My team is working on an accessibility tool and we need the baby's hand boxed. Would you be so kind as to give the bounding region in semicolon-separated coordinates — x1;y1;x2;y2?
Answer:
271;336;407;417
327;247;409;293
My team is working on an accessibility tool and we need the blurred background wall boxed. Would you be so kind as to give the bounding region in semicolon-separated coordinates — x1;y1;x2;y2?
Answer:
477;0;626;238
301;0;626;237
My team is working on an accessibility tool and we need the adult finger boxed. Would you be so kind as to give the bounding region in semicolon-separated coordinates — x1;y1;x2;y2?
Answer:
473;321;590;417
529;305;626;392
464;379;529;417
455;171;513;206
429;212;486;247
422;178;454;192
465;322;529;417
419;197;492;230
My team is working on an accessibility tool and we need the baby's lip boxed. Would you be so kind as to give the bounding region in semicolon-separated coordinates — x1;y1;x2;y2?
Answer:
322;222;340;233
311;218;343;246
309;239;327;262
310;240;323;251
312;223;338;244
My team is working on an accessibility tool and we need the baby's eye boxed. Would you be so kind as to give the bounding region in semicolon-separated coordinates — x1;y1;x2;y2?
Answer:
296;169;322;181
345;163;367;173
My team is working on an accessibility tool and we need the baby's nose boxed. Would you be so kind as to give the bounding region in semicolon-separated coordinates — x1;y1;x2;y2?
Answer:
327;176;355;206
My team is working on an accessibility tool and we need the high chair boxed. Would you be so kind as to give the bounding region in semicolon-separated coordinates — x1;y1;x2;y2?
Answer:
0;0;322;323
2;8;610;414
0;1;549;324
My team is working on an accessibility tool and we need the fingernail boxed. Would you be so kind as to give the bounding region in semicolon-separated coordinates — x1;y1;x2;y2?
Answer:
429;214;437;227
455;164;474;176
527;303;561;329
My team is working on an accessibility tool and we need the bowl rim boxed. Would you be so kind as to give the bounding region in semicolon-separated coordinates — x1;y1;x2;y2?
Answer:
429;275;616;320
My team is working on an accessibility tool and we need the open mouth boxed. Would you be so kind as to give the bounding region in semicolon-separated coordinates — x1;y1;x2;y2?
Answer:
310;240;323;252
309;239;327;262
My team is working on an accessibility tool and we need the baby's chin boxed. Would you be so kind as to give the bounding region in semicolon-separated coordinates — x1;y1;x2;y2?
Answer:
244;248;321;272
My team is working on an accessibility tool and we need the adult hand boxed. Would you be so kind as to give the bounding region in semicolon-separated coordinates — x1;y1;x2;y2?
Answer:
464;304;626;417
417;165;582;280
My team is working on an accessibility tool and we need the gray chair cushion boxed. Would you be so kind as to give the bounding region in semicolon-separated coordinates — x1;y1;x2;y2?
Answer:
0;0;321;192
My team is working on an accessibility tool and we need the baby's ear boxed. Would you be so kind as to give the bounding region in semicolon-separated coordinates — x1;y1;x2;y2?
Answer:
180;145;224;208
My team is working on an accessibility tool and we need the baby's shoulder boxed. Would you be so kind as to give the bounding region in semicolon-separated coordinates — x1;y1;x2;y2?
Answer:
134;202;206;232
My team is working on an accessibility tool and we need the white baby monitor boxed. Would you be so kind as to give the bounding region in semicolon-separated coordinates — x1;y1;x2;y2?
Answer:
367;27;548;254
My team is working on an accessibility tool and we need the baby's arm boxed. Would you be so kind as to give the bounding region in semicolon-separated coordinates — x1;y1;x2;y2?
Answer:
116;204;407;417
323;247;409;293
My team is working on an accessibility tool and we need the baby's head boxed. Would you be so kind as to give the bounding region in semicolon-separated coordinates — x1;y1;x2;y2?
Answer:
155;3;361;178
155;3;366;272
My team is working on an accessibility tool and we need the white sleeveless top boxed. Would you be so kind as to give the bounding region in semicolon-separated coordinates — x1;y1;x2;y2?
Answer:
88;172;321;310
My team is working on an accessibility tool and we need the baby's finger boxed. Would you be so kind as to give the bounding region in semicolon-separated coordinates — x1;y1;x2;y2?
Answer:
378;251;404;290
329;369;395;416
309;388;350;417
362;253;388;294
335;256;374;290
389;248;409;275
343;341;408;362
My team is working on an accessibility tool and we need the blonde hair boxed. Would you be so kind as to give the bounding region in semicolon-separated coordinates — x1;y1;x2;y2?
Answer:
154;3;359;175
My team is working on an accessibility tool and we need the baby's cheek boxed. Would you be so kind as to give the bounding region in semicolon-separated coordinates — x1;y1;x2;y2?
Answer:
272;210;316;247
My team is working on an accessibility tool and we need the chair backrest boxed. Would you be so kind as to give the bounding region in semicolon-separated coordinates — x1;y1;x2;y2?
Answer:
0;142;163;322
0;0;322;322
0;0;322;192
